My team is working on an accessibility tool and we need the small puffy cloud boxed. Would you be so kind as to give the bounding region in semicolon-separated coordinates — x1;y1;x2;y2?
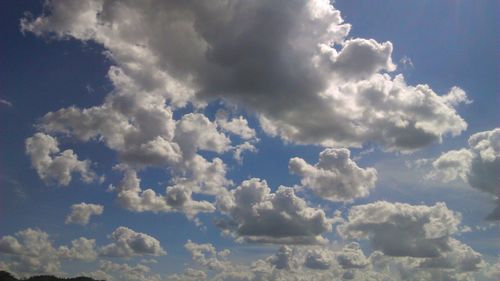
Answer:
216;178;334;244
233;141;257;163
338;201;461;258
65;202;104;225
427;128;500;219
289;148;377;202
184;240;230;271
329;38;396;81
336;242;370;269
166;268;208;281
442;87;472;107
95;260;162;281
267;246;295;270
216;110;257;141
100;226;166;258
174;113;231;157
304;248;334;270
25;133;97;186
426;149;473;183
57;237;98;262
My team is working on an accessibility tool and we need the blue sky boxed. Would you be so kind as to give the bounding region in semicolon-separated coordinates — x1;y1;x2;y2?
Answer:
0;1;498;280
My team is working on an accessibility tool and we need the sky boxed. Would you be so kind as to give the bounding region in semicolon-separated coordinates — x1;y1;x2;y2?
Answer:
0;0;498;280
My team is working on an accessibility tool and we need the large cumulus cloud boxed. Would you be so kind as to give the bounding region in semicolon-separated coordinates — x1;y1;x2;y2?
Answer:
22;0;468;152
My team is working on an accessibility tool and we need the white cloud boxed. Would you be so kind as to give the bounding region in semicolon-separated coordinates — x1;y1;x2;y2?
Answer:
174;113;231;157
57;237;98;262
25;133;97;186
21;0;468;152
0;98;13;107
99;226;166;258
184;240;230;271
94;260;162;281
0;228;97;277
65;202;104;225
338;201;462;258
290;148;377;202
216;110;257;141
114;169;216;219
216;178;334;244
427;128;500;219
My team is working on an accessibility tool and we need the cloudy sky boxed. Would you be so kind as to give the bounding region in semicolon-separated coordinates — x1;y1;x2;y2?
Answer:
0;0;498;280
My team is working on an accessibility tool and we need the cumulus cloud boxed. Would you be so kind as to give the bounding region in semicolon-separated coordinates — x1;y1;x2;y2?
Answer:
99;226;166;258
216;110;257;141
336;242;370;270
304;248;334;270
216;178;334;244
25;133;97;186
184;240;230;271
161;237;487;281
113;169;215;219
65;202;104;225
427;128;500;219
21;0;468;152
290;148;377;202
0;227;169;277
338;201;462;258
91;260;162;281
0;228;97;276
57;237;98;262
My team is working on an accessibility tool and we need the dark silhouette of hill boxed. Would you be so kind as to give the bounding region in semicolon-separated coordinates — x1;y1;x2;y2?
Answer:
0;271;103;281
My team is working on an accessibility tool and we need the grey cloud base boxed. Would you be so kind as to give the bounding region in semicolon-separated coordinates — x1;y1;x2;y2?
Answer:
22;0;468;152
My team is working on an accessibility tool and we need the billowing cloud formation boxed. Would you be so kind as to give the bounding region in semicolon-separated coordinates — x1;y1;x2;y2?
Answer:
25;133;97;186
99;226;166;257
338;201;461;258
65;202;104;225
0;228;97;276
304;248;334;270
21;0;468;152
290;148;377;201
113;169;215;219
216;110;257;141
184;240;230;271
217;178;334;244
163;238;485;281
0;227;169;278
427;128;500;219
336;242;370;270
